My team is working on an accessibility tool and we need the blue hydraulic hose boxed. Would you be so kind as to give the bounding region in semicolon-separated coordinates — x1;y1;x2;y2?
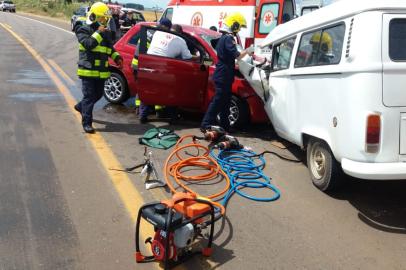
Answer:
210;148;281;206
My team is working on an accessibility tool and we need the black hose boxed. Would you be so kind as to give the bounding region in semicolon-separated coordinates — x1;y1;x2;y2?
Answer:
253;150;301;163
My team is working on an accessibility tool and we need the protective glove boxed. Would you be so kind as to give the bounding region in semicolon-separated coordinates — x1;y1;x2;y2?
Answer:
115;57;123;69
246;45;255;55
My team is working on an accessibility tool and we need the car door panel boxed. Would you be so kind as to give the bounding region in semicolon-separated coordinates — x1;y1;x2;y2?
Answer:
137;54;208;108
135;26;208;108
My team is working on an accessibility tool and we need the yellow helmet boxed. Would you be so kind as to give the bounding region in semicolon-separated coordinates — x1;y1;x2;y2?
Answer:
87;2;111;24
224;12;247;33
310;32;332;54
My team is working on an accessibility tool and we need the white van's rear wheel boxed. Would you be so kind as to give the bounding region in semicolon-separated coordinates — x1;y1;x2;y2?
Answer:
307;138;342;191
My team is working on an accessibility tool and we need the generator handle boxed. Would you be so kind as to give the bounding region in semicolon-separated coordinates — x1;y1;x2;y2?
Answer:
135;202;159;263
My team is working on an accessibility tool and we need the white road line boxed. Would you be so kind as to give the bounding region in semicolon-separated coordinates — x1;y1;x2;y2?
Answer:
14;14;74;35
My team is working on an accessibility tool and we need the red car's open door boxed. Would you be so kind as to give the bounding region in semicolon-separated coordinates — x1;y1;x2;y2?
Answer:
136;26;208;108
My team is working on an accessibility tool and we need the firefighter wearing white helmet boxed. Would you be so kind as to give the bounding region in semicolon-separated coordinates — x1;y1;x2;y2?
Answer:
74;2;123;133
201;12;254;132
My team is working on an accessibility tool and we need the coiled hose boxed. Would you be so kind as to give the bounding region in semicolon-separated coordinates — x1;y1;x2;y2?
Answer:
210;148;281;206
164;135;281;218
164;135;228;216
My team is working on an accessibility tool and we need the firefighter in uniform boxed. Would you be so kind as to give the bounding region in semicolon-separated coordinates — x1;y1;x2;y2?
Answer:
200;12;254;132
131;18;172;124
74;2;122;133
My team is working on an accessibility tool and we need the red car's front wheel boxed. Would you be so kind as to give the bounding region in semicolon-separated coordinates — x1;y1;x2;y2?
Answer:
217;95;250;128
104;71;129;104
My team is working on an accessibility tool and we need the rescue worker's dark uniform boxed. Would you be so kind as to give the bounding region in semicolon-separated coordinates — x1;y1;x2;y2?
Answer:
131;31;153;123
74;23;120;130
201;33;240;131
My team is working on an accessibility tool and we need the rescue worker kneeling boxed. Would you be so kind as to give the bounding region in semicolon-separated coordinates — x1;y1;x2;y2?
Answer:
201;12;254;132
74;2;123;133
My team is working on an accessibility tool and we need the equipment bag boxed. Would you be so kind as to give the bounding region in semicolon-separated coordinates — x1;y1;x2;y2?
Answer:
139;128;180;150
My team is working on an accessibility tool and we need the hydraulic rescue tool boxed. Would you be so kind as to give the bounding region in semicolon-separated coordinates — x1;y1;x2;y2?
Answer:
125;147;166;189
135;192;216;270
141;150;166;189
213;135;243;150
199;125;226;143
199;126;243;150
135;132;282;269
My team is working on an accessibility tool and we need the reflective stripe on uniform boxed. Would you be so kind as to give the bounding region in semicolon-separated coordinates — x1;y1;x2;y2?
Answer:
131;58;138;66
91;31;103;44
79;44;110;54
95;59;101;66
135;99;141;106
77;69;111;79
155;105;163;110
105;61;108;67
99;71;110;79
111;52;120;60
93;45;108;54
77;69;99;77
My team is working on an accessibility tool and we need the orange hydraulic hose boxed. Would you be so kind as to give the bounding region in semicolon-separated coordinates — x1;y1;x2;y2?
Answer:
164;135;229;215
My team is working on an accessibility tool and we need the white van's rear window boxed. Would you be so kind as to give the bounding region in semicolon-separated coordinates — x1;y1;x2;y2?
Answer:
389;19;406;61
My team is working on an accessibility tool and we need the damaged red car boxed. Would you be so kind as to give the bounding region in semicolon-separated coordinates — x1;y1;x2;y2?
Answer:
105;22;267;127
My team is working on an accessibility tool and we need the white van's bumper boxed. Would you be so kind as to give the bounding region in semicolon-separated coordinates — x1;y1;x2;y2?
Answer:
341;158;406;180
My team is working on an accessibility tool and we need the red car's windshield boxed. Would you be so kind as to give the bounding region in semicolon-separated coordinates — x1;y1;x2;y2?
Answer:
198;33;220;51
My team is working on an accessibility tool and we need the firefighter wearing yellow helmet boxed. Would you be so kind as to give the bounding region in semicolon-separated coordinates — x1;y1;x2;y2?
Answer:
309;31;333;65
74;2;123;133
223;12;247;33
201;12;254;131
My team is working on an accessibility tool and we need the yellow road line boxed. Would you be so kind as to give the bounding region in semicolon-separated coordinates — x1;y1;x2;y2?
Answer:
47;59;76;86
0;22;163;269
4;23;11;29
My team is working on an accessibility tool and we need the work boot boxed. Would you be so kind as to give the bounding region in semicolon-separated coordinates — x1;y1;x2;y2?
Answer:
168;114;181;125
83;125;95;134
74;104;82;114
139;117;148;124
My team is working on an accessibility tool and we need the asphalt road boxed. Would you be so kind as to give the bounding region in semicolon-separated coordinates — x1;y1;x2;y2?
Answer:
0;11;405;270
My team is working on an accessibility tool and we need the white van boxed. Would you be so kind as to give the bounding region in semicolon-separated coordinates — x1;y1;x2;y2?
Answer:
239;0;406;191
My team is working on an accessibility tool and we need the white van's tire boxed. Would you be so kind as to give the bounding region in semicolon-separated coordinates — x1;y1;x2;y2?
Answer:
104;72;129;104
306;138;342;191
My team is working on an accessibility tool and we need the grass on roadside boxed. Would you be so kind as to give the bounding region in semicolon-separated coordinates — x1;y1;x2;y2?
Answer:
143;10;162;22
13;0;89;20
12;0;162;22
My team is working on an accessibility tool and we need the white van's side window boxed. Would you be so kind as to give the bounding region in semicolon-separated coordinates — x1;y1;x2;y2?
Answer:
294;24;345;67
272;37;296;71
389;19;406;61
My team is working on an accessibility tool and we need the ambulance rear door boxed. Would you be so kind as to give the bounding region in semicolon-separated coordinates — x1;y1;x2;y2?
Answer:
255;0;295;54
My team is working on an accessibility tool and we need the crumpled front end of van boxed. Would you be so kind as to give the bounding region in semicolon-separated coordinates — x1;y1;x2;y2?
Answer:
237;55;270;103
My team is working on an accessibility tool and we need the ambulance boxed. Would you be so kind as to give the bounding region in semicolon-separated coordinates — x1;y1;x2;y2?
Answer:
298;0;323;15
160;0;296;50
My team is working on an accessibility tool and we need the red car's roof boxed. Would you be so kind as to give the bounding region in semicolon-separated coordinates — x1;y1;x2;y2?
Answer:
137;22;221;38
